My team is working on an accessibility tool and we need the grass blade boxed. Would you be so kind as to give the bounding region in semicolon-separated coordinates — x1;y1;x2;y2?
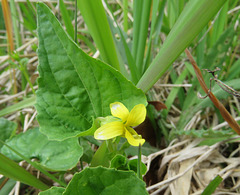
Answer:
103;1;138;83
162;68;189;117
201;175;223;195
132;0;143;60
10;0;22;49
77;0;120;71
123;0;128;32
134;0;152;75
137;0;226;92
19;2;36;31
144;0;166;71
209;1;228;47
59;0;74;39
0;96;36;117
0;153;49;190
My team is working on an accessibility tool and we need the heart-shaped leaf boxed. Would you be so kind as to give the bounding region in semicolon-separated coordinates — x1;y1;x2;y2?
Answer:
63;167;148;195
1;128;83;171
36;2;147;141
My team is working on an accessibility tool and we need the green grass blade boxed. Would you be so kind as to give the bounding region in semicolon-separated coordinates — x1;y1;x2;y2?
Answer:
196;27;207;67
10;0;22;49
152;0;167;55
0;96;36;117
132;0;143;60
144;0;163;71
162;68;189;117
78;33;96;53
74;0;77;42
181;22;237;113
228;58;240;80
0;153;49;190
103;1;138;83
59;0;74;39
167;0;178;28
123;0;128;32
209;1;228;47
201;175;223;195
77;0;120;71
137;0;226;92
19;2;36;31
26;0;36;18
135;0;152;75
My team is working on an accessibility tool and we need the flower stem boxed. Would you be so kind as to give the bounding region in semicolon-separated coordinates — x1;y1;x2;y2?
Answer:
74;0;77;43
137;144;142;179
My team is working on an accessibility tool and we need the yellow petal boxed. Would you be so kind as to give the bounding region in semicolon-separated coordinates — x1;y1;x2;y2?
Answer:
94;121;124;140
126;126;138;135
110;102;129;122
125;104;146;127
125;128;145;146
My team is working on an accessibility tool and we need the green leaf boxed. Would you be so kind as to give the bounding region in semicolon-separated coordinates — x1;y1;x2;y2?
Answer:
110;154;128;170
109;154;147;176
79;137;94;163
63;167;148;195
201;175;223;195
1;128;83;171
128;159;147;176
90;141;112;167
36;2;147;141
39;186;65;195
0;118;17;148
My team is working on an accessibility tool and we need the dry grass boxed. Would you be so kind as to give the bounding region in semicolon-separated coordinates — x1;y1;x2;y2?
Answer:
143;137;240;194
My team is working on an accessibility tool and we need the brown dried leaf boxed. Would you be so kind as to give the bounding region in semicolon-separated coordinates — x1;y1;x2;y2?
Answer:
148;101;167;111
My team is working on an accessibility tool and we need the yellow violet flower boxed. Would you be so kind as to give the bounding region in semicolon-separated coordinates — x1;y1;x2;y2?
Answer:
94;102;146;146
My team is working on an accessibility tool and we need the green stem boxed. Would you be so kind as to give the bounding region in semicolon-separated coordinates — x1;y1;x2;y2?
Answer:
74;0;78;43
123;0;128;32
21;68;36;95
10;0;22;49
137;144;142;179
